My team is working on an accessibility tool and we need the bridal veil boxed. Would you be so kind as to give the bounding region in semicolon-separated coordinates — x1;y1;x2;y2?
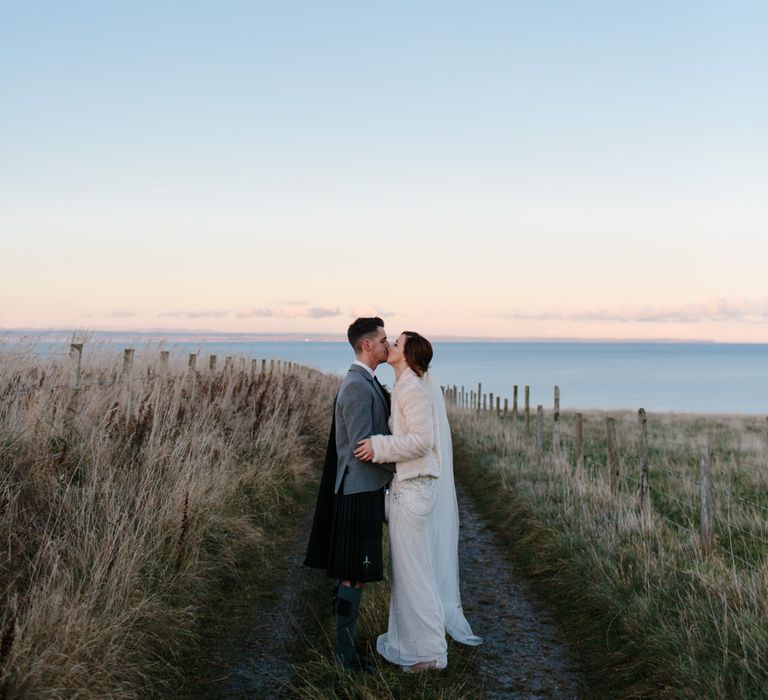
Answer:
423;370;483;646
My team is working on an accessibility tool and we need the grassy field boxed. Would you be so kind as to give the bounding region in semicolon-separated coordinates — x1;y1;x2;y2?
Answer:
448;403;768;698
0;345;338;698
4;346;766;698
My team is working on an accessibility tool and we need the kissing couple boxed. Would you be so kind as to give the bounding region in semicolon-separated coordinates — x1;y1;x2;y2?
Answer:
304;316;482;673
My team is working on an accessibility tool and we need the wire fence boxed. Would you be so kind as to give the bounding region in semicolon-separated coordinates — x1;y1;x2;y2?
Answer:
0;347;321;394
443;382;768;569
4;354;766;568
0;343;332;447
1;380;123;397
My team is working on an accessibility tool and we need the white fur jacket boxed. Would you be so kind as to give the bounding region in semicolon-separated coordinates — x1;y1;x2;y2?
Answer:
370;367;441;481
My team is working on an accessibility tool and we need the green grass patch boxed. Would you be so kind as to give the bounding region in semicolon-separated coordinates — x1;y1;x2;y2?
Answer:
450;408;768;699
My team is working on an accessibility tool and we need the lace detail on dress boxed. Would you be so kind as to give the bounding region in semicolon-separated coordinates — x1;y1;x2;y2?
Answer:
392;475;438;516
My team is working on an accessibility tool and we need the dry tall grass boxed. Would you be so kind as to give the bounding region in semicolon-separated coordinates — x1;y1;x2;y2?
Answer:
0;344;338;698
449;404;768;698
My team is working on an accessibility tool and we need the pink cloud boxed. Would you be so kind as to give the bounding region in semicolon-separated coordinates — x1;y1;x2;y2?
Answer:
236;306;341;319
498;299;768;324
159;309;230;319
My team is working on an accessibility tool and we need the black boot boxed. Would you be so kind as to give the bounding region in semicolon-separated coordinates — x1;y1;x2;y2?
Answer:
334;585;370;672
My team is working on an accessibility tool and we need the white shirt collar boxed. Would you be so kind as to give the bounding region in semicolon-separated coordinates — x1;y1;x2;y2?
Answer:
353;359;376;378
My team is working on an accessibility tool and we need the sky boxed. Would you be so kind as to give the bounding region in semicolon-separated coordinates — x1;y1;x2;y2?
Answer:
2;1;767;341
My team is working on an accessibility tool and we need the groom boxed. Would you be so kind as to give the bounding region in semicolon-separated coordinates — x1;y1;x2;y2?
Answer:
304;316;395;672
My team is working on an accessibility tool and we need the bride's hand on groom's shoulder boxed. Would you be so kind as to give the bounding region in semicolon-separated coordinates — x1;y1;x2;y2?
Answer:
354;438;374;462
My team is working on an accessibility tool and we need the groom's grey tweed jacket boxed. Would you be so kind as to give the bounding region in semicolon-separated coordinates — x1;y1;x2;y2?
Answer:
334;364;395;495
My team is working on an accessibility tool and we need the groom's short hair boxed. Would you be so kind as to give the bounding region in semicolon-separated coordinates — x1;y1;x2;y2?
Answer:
348;317;384;352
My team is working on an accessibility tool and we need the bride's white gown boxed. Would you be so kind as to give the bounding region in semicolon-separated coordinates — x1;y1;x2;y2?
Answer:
379;472;447;667
372;370;481;669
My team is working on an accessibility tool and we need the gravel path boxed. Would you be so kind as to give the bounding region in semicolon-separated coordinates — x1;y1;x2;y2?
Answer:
455;481;584;698
179;482;585;698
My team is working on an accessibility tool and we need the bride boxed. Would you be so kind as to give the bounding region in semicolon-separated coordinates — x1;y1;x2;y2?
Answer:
354;331;482;672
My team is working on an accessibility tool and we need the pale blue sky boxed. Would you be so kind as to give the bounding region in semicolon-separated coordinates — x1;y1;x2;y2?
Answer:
2;2;767;340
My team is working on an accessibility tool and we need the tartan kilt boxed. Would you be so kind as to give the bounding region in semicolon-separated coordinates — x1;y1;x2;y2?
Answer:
327;487;385;582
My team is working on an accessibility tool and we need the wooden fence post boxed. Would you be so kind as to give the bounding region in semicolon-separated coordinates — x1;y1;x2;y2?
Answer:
477;383;482;412
537;405;544;455
503;398;508;416
209;355;217;372
224;356;233;373
159;350;169;373
261;359;267;374
553;386;560;452
525;386;531;435
576;412;584;470
639;408;650;521
700;444;713;555
70;343;83;389
123;348;135;419
123;348;135;378
489;392;494;414
513;385;518;421
482;394;487;411
187;353;197;391
65;343;83;430
606;417;618;494
251;358;258;378
764;417;768;462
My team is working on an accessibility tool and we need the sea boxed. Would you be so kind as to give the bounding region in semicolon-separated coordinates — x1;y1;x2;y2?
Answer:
10;336;764;415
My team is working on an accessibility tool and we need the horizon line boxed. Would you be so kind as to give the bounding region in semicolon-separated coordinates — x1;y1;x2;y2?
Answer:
3;325;764;345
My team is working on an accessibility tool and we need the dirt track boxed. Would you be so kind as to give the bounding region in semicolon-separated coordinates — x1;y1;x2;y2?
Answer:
177;481;585;698
455;481;583;698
